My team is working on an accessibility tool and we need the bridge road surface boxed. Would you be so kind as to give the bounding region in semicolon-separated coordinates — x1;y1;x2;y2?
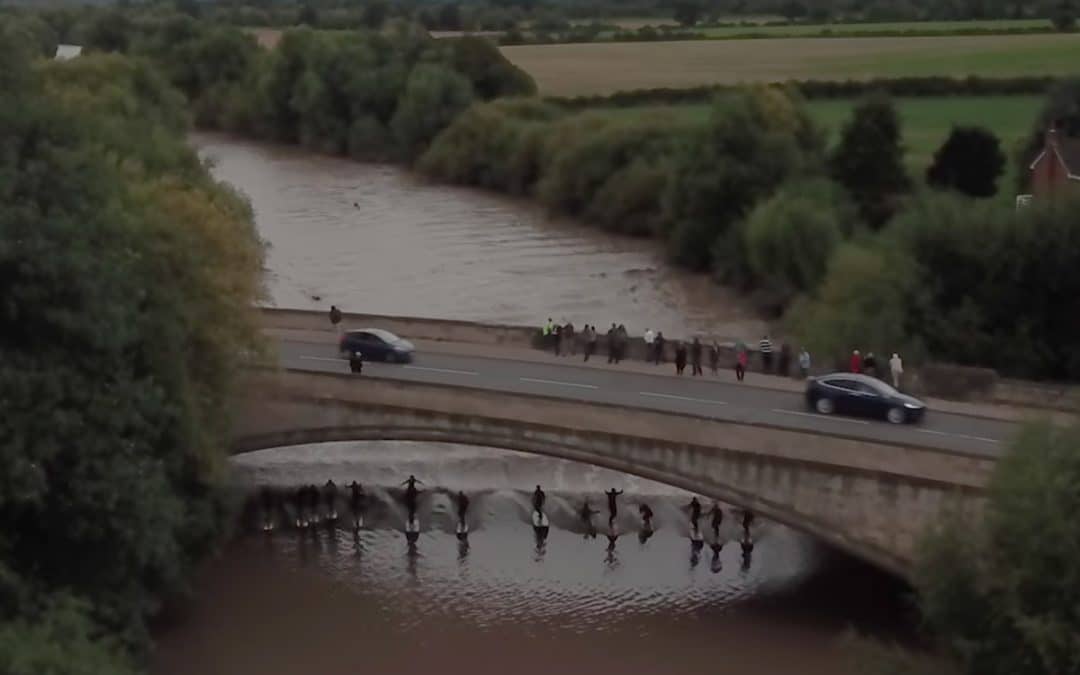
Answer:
275;339;1017;458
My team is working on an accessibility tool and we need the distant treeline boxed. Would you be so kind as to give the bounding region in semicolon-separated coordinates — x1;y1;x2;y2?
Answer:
548;76;1060;108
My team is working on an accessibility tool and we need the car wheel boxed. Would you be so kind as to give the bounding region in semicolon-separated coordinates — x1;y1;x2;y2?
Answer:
815;398;835;415
887;407;906;425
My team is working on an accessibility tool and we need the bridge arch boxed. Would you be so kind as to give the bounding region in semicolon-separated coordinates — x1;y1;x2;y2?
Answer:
231;369;992;579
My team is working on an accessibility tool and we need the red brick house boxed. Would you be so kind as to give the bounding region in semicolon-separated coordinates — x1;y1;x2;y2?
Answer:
1028;126;1080;199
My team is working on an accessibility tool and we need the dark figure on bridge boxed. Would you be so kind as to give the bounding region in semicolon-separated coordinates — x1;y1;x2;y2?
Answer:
349;350;363;374
687;497;702;530
329;305;343;332
690;338;703;376
401;475;424;520
349;481;366;529
675;343;687;375
584;325;598;362
323;480;339;522
562;322;575;356
532;485;546;514
654;332;665;364
613;324;628;364
709;503;723;540
605;488;623;527
709;341;720;375
741;509;754;536
606;324;617;363
580;499;597;538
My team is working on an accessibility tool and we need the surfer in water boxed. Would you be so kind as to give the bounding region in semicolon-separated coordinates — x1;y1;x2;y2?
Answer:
741;509;755;536
259;486;276;532
532;485;546;515
741;535;754;571
687;497;702;529
401;475;423;520
348;481;366;529
710;541;724;573
604;488;623;528
455;491;470;533
579;499;597;538
323;480;338;522
294;485;308;528
709;502;723;540
307;484;322;525
638;503;654;530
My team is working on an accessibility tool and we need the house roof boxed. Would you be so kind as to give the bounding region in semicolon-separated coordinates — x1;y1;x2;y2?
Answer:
54;44;82;61
1030;133;1080;180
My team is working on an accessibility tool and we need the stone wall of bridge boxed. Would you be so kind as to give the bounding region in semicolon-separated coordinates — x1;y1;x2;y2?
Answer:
232;368;992;577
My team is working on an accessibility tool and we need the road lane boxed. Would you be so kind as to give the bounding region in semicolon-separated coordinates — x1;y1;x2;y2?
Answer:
277;339;1018;457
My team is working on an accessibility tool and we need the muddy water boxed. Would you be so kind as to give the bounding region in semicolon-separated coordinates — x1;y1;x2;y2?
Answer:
193;132;766;339
153;138;913;674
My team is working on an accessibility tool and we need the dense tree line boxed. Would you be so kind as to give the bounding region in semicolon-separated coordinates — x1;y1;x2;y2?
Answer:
0;26;264;672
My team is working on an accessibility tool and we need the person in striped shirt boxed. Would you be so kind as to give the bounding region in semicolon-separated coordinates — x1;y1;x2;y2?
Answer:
759;335;773;373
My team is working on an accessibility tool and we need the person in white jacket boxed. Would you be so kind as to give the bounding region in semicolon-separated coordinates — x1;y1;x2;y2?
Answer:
890;353;904;389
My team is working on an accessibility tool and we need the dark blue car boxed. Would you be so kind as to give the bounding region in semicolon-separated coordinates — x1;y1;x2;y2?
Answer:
805;373;926;424
339;328;415;363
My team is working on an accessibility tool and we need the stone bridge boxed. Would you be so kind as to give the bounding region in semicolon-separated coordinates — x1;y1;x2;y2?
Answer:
231;368;993;578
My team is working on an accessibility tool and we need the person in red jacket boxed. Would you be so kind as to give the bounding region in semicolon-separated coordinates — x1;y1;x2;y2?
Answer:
850;349;863;373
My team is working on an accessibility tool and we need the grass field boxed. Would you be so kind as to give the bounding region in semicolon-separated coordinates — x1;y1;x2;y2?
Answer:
501;34;1080;96
583;95;1042;176
696;18;1052;37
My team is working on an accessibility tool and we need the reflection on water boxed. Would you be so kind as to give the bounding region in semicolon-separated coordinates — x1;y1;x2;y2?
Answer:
153;443;915;675
193;133;765;339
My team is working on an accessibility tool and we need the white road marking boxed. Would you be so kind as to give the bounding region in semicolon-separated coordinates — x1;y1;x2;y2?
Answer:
640;392;726;405
520;377;598;390
300;356;343;363
918;429;1000;444
404;365;477;376
771;409;870;425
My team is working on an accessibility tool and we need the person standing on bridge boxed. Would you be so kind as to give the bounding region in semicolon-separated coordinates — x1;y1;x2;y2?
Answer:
562;321;575;357
863;351;878;378
890;353;904;389
690;338;703;376
349;350;363;374
759;335;773;373
329;305;343;334
675;342;687;375
735;348;748;382
644;328;655;355
709;341;720;375
799;347;811;379
615;324;628;364
654;332;666;365
584;325;598;362
606;324;618;364
850;349;862;374
605;488;623;527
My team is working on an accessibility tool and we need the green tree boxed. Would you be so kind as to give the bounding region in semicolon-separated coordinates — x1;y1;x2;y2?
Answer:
828;93;911;228
915;422;1080;675
298;3;319;26
1052;0;1077;30
445;36;536;99
0;596;135;675
391;63;474;159
673;0;703;26
362;0;389;29
664;85;824;270
742;178;853;308
926;126;1006;198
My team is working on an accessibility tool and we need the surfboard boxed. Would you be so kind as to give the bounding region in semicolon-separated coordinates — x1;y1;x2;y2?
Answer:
532;511;549;528
405;517;420;533
456;521;469;535
353;515;364;530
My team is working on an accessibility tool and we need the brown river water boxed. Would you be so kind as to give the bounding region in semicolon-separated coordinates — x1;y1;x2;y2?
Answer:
151;135;916;675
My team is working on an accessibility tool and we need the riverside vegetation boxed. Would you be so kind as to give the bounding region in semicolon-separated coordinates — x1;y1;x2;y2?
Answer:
0;29;265;674
16;5;1080;380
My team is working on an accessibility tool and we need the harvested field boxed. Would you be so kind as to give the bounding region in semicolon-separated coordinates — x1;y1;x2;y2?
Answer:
501;34;1080;96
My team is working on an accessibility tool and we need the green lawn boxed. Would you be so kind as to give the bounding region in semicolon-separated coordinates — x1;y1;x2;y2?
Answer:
577;95;1043;179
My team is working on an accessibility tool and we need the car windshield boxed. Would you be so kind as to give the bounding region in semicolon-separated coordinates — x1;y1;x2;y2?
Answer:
362;328;403;345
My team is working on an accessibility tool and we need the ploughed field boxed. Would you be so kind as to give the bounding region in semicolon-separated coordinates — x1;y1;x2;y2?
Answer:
500;34;1080;95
